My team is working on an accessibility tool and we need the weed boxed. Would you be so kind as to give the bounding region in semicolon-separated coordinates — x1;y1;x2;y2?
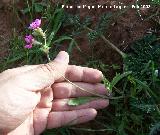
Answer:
0;0;78;71
60;4;160;135
0;0;160;135
151;0;160;5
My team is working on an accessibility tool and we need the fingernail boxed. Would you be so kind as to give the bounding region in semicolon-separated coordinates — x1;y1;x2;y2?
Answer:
97;99;109;109
54;51;69;63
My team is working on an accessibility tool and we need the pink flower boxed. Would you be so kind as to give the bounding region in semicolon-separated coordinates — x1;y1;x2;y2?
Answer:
24;44;32;49
25;35;34;44
29;19;41;30
24;35;34;49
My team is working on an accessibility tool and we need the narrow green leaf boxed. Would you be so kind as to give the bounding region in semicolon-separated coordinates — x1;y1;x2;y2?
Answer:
110;71;132;91
51;9;64;34
67;39;81;54
102;76;111;92
134;79;158;99
34;3;44;13
67;39;74;54
53;36;73;44
68;97;98;106
47;31;55;46
21;7;31;14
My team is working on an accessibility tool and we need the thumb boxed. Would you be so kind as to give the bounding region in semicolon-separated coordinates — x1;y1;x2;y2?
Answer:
13;51;69;91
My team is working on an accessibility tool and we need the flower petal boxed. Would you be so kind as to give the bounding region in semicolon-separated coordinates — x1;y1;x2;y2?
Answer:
24;44;32;49
25;35;34;44
28;19;41;30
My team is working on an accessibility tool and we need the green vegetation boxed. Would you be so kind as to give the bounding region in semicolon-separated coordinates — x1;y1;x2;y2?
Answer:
151;0;160;5
0;0;160;135
0;0;78;71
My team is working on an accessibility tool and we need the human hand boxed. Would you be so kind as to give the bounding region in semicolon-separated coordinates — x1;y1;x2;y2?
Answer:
0;51;109;135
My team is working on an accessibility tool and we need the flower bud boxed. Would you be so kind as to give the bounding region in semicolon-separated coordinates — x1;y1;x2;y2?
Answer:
33;28;46;38
40;45;50;54
32;40;42;46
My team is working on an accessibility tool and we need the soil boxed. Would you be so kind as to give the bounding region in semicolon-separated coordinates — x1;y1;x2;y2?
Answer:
0;0;156;69
0;5;12;63
62;0;156;79
0;0;159;135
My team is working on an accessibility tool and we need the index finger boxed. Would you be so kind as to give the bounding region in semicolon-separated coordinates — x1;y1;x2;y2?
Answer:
56;65;103;83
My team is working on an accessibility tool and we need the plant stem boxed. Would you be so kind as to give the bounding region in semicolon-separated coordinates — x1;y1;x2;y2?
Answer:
44;37;47;47
44;29;124;100
46;54;123;100
61;75;124;100
46;53;51;62
44;36;51;61
26;0;33;20
100;35;126;58
86;27;126;58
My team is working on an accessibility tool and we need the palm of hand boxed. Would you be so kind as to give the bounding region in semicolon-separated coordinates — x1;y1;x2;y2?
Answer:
0;52;108;135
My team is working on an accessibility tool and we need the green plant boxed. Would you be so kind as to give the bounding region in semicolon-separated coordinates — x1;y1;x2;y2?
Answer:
42;5;160;134
102;35;160;135
0;0;78;72
62;11;160;134
149;122;160;135
151;0;160;5
1;1;160;135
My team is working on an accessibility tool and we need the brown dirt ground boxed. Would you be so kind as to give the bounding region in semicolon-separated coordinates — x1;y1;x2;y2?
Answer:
0;4;12;63
0;0;159;135
0;0;157;71
57;0;159;134
62;0;157;79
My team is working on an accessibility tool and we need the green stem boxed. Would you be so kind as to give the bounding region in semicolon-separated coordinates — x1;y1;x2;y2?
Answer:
61;75;124;100
44;37;47;47
101;35;126;58
47;55;123;100
86;27;126;58
49;56;123;99
26;0;33;20
44;37;51;61
46;53;51;62
45;33;123;100
156;105;160;116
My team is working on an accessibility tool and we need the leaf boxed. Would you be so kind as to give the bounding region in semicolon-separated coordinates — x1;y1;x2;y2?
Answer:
151;0;160;5
53;36;73;44
21;7;31;14
47;31;55;46
67;39;81;54
149;122;160;135
68;97;98;106
54;23;62;36
67;39;75;54
51;9;64;35
102;77;111;92
34;3;44;13
109;71;132;91
130;98;156;113
112;64;121;70
134;79;158;99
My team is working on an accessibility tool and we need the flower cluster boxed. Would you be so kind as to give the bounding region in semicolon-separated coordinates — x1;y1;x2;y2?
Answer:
24;19;42;49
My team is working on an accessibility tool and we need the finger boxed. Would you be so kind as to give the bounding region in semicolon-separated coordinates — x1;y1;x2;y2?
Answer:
52;82;107;99
33;107;52;135
57;65;103;83
52;99;109;111
37;87;53;108
12;51;69;91
47;108;97;129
